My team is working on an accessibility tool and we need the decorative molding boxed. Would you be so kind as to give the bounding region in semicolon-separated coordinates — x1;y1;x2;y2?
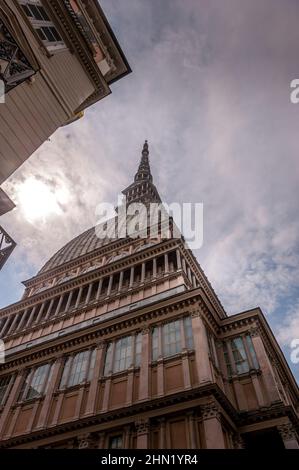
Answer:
277;423;297;441
135;418;150;435
232;433;245;449
201;401;221;420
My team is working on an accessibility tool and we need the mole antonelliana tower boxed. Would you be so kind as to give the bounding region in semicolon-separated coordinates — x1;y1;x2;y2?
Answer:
0;142;298;449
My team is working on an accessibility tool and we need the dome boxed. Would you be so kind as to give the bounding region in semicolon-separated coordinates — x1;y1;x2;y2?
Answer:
38;224;111;274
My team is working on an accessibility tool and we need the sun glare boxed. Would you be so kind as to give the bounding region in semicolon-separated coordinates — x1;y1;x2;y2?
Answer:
17;177;69;223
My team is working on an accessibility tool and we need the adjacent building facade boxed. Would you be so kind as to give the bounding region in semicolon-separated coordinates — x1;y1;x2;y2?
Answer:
0;0;130;184
0;142;298;449
0;0;131;267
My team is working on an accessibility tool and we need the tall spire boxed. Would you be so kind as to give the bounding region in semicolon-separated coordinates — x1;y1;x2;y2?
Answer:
122;140;161;206
134;140;153;183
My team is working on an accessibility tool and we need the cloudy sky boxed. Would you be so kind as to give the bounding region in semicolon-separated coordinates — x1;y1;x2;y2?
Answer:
1;0;299;382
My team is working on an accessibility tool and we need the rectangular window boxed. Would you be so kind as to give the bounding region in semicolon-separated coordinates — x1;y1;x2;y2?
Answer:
114;336;133;373
152;327;159;361
163;319;181;357
18;1;65;52
184;316;194;349
231;337;249;374
19;363;52;402
223;335;259;377
246;335;259;369
104;334;143;375
0;375;14;406
59;349;95;389
135;333;142;367
109;435;123;449
151;316;194;361
68;350;90;387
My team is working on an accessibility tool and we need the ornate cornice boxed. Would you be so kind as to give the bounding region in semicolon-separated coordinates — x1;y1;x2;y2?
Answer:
0;290;202;371
0;383;238;448
0;239;180;318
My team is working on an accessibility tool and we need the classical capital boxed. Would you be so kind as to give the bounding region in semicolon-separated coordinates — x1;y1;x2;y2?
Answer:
135;418;150;435
77;432;98;449
277;423;297;441
249;325;261;338
201;401;221;420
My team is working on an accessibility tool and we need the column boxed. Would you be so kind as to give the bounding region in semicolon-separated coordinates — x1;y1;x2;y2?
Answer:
141;263;145;283
118;271;124;292
250;326;281;404
129;266;134;288
187;411;198;448
65;291;73;312
107;275;113;296
123;425;131;449
96;279;103;300
191;310;213;384
164;253;169;274
7;313;20;336
45;298;55;320
85;283;93;304
15;308;29;332
1;316;12;337
75;287;83;308
152;257;157;278
139;327;150;401
35;302;46;324
277;422;299;449
36;355;64;429
85;342;105;416
158;418;166;448
136;419;150;449
176;249;182;270
25;306;37;328
201;402;225;449
0;370;26;438
54;295;64;316
180;320;191;389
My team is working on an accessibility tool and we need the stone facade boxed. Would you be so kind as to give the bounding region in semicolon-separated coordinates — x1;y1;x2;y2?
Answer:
0;142;298;448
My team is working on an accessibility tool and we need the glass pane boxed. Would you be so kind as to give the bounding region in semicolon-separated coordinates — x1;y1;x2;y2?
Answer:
59;357;72;389
28;5;44;21
0;375;12;406
163;319;181;357
152;327;159;361
135;333;142;367
114;336;133;373
41;27;56;42
50;27;61;42
87;349;96;381
26;363;50;400
184;316;193;348
231;337;249;374
246;335;259;369
110;436;123;449
37;6;50;21
104;343;113;375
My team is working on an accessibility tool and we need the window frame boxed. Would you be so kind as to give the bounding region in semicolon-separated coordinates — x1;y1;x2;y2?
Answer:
18;0;66;53
18;362;53;402
223;334;259;378
151;315;194;362
59;348;95;390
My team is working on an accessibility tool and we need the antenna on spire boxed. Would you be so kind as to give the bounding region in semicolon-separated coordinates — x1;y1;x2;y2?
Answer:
142;140;149;155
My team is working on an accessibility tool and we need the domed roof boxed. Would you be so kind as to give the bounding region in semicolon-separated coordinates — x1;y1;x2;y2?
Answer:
39;224;113;274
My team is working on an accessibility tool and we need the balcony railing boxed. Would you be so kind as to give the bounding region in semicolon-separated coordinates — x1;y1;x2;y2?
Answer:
0;225;16;270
